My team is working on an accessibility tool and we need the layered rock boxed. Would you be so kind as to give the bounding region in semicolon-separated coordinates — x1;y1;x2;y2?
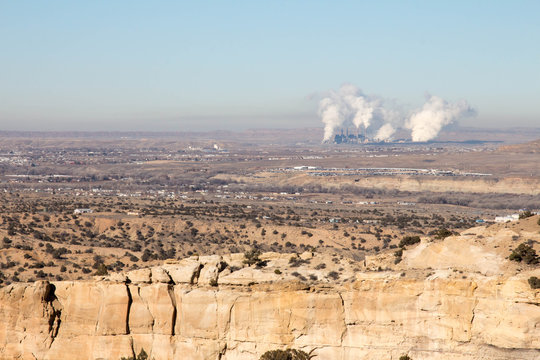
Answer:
0;251;539;360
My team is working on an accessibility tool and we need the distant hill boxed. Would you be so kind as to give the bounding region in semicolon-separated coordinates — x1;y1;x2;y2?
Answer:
498;138;540;153
437;127;540;144
0;128;325;145
1;126;540;145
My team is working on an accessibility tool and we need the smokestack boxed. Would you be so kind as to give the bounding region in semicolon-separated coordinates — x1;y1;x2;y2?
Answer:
363;124;366;143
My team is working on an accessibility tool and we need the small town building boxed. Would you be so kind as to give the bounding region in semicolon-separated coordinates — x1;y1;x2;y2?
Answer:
73;208;93;214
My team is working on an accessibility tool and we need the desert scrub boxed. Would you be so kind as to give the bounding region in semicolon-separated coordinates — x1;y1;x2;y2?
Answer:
120;348;149;360
260;348;316;360
327;271;340;280
509;243;538;264
398;236;420;248
243;249;261;266
528;276;540;289
394;248;403;264
434;228;454;239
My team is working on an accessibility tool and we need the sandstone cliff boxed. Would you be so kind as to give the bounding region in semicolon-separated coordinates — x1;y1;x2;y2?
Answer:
1;226;539;360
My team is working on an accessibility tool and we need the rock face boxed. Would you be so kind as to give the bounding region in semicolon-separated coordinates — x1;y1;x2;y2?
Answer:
0;253;539;360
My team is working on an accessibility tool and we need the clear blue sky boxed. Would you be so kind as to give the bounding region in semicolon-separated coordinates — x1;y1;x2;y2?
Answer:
1;1;539;131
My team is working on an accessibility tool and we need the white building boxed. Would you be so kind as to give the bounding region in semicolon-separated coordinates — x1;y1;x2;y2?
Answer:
73;208;93;215
494;214;519;223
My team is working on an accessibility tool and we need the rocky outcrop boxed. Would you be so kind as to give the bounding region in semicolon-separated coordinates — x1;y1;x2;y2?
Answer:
0;252;539;360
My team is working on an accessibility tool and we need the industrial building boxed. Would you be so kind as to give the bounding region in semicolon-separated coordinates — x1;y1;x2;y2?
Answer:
332;128;368;144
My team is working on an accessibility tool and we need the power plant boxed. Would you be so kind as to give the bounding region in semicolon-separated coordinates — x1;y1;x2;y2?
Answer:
329;127;398;144
332;127;368;144
319;84;475;144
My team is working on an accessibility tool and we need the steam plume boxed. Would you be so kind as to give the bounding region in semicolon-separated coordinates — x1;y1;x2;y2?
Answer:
375;123;395;141
317;84;475;142
406;95;474;142
318;84;383;142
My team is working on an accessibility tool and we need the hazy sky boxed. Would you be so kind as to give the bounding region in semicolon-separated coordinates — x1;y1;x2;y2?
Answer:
1;1;539;131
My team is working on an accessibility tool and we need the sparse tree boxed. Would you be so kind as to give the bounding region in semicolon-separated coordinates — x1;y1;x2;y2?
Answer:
243;249;261;266
94;263;108;276
528;276;540;289
509;243;538;264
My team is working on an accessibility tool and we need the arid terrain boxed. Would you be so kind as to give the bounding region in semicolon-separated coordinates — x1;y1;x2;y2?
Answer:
0;129;539;359
1;215;539;359
1;129;539;284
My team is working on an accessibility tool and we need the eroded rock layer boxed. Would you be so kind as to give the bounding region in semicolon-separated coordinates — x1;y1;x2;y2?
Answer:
0;253;538;360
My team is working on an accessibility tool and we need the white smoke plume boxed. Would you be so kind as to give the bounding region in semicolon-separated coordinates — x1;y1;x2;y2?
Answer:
374;123;395;141
318;84;475;142
340;84;376;129
406;95;474;142
318;84;382;142
319;95;348;142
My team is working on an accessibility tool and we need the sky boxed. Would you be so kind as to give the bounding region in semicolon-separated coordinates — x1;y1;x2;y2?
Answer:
0;1;539;131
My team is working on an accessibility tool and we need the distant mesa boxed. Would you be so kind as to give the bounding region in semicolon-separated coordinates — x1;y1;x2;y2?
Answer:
498;138;540;153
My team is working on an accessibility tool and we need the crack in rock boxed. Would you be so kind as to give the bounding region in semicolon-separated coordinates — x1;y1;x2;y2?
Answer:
43;282;62;348
125;283;133;335
167;284;177;336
